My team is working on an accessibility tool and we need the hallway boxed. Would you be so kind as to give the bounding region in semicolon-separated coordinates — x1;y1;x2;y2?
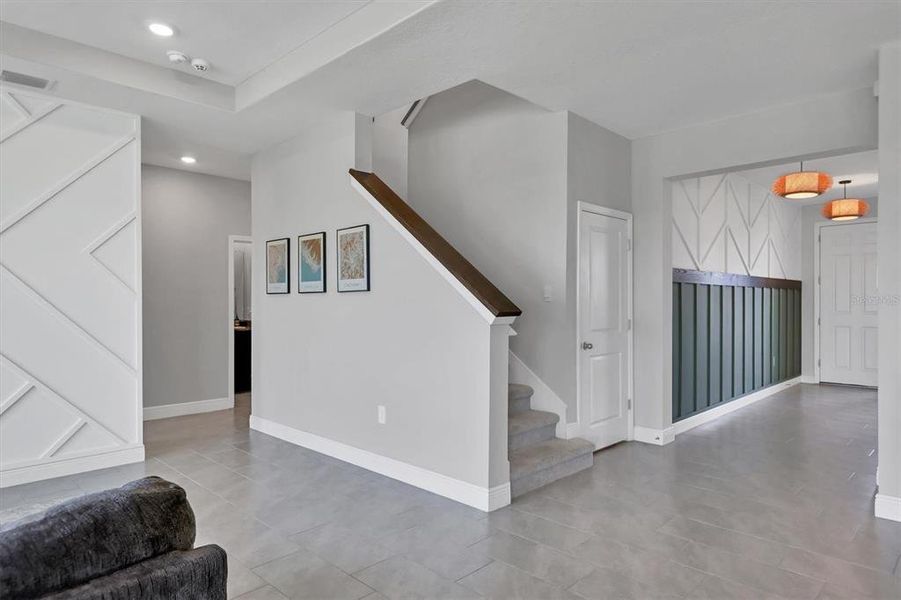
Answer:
2;386;899;599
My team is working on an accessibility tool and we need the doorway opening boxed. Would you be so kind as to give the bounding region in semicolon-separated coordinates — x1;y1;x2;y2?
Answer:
228;235;252;415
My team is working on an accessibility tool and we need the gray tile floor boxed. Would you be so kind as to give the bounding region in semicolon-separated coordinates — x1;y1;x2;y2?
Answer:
2;385;900;599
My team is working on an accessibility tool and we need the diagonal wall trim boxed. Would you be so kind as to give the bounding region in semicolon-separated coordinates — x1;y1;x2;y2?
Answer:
84;212;136;255
4;91;31;119
673;220;701;270
0;135;135;234
0;382;33;416
0;354;129;445
727;228;751;275
85;212;137;293
0;265;137;373
674;173;799;280
700;175;726;214
0;102;61;144
42;418;86;458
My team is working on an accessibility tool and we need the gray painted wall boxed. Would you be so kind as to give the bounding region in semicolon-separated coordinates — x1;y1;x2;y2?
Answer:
142;165;251;408
408;81;631;421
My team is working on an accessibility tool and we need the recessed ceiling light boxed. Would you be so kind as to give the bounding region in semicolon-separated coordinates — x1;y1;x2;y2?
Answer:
180;156;197;164
148;23;174;37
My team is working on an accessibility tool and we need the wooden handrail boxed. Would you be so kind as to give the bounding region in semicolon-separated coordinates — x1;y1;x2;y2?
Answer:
350;169;522;318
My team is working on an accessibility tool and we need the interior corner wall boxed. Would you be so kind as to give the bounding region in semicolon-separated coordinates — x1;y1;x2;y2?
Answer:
251;111;499;491
141;165;251;410
564;111;632;420
0;88;142;486
406;81;571;412
372;106;409;199
632;87;878;434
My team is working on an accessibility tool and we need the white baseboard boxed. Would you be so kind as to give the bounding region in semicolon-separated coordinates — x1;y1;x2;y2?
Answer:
800;375;818;384
250;415;510;512
875;493;901;522
509;351;568;438
0;444;145;488
633;425;675;446
673;377;801;436
143;397;233;421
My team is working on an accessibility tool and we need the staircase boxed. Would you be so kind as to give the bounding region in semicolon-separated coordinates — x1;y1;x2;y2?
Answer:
508;383;594;498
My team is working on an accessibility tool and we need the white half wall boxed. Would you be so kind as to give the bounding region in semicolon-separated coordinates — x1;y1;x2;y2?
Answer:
141;165;251;411
252;112;512;508
0;87;143;486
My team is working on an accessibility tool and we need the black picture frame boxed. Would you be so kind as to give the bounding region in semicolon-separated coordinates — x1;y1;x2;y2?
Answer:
297;231;327;294
265;237;290;294
336;224;370;292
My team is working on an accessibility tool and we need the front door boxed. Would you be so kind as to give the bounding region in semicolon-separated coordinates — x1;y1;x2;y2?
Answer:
820;222;878;386
578;208;631;449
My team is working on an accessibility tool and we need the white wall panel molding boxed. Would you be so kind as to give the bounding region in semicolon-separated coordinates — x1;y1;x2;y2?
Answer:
0;87;142;487
673;172;801;280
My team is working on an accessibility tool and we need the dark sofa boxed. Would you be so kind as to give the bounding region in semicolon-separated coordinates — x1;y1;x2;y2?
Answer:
0;476;227;600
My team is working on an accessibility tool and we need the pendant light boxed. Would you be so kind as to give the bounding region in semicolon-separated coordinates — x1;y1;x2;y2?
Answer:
772;161;832;199
821;179;870;221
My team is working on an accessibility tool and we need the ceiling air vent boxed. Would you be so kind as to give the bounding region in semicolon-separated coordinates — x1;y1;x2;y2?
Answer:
0;70;54;90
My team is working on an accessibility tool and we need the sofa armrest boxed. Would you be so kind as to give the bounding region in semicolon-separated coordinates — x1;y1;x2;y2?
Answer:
0;477;195;598
41;545;227;600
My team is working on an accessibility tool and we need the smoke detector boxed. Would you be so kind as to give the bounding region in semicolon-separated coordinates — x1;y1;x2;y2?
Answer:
167;50;188;64
191;58;210;72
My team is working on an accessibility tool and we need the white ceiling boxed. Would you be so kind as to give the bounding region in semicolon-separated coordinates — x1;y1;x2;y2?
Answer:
0;1;898;181
738;151;879;204
0;0;368;85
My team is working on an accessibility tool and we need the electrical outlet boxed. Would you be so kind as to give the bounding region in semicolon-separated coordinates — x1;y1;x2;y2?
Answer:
377;405;386;424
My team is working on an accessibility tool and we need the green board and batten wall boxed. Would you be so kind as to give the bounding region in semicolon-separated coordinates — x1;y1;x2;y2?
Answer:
672;269;802;422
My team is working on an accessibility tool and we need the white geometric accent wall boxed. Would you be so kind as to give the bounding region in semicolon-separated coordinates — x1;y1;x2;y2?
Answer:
0;88;142;487
672;172;802;280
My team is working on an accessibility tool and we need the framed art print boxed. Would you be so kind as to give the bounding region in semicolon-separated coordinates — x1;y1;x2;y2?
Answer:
266;238;290;294
336;224;370;292
298;232;326;293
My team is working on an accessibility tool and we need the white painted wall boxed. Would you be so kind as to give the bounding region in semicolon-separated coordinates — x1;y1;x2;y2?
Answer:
372;105;409;199
632;87;878;435
141;165;251;411
251;112;511;508
0;88;142;486
672;172;802;280
407;82;631;423
876;41;901;522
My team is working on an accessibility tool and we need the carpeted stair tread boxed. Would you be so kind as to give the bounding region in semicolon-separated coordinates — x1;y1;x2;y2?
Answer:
509;437;594;480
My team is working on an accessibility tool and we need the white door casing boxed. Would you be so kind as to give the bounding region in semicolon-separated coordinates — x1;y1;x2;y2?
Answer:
0;88;142;486
819;221;878;386
577;203;632;449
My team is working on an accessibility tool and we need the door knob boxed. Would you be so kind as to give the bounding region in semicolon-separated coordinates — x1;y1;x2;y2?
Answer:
582;342;593;350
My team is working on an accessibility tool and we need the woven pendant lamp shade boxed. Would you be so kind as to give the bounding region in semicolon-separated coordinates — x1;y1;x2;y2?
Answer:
772;167;832;199
821;198;869;221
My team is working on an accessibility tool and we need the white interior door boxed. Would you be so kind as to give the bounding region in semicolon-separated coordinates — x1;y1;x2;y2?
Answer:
820;222;878;386
578;207;631;449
